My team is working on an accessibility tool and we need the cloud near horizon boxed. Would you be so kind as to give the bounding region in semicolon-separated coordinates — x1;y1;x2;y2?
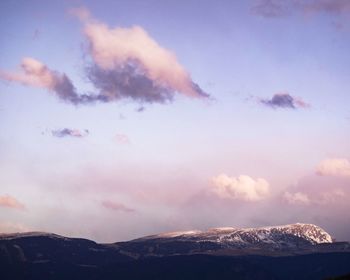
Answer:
283;189;345;205
211;174;270;201
260;93;309;109
0;195;26;210
316;158;350;178
101;200;135;213
283;191;310;205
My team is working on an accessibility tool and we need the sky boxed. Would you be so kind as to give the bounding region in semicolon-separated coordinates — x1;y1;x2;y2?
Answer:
0;0;350;243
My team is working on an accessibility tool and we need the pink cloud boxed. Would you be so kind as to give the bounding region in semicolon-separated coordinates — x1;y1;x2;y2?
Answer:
282;169;349;206
0;57;56;89
0;195;26;210
101;200;135;213
316;158;350;178
71;6;208;101
0;8;208;107
283;191;310;205
283;189;345;205
0;57;83;104
211;174;270;201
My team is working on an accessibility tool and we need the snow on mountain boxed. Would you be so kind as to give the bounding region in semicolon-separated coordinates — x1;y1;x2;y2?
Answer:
136;223;333;247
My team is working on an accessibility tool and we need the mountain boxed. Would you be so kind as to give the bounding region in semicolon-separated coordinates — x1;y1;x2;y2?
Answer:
116;223;344;257
1;223;350;280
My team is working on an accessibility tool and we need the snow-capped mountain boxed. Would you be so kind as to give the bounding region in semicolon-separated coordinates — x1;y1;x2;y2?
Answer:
137;223;333;246
115;223;336;256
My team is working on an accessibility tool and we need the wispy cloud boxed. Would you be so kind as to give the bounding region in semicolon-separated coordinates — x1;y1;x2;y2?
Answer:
114;133;130;145
316;158;350;178
101;200;135;213
260;93;309;109
252;0;350;18
211;174;270;201
52;128;89;138
283;189;345;205
303;0;350;15
251;0;291;18
0;195;26;210
283;191;310;205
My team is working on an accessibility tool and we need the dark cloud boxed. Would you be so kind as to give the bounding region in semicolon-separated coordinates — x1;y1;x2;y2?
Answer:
51;73;108;105
260;93;309;109
86;63;175;104
51;128;89;138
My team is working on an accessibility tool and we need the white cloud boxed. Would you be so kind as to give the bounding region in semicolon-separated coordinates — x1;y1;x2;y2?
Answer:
212;174;270;201
316;158;350;178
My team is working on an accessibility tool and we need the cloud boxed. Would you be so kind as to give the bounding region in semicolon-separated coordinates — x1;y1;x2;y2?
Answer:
101;200;135;213
51;128;89;138
282;169;349;206
283;191;310;205
283;189;345;205
0;57;91;105
114;133;130;144
211;174;270;201
0;195;25;210
260;93;309;109
74;6;208;104
0;8;208;107
316;158;350;178
251;0;291;18
303;0;350;15
252;0;350;18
